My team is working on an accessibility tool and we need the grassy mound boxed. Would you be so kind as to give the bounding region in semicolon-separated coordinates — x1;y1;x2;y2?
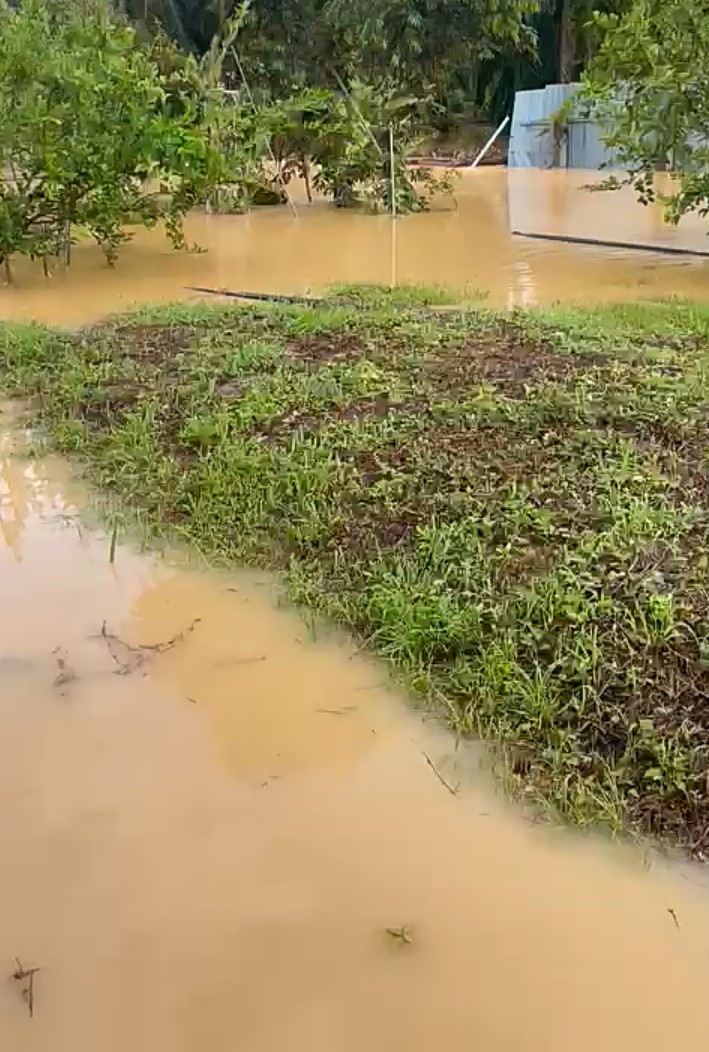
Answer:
4;292;709;855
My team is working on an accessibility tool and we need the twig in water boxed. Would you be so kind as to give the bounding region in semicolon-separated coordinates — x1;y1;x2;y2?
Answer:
667;907;680;929
94;618;202;675
348;633;375;660
139;618;202;654
422;751;460;796
315;706;357;716
26;970;36;1018
108;519;118;564
13;958;40;1018
385;926;413;946
216;654;266;667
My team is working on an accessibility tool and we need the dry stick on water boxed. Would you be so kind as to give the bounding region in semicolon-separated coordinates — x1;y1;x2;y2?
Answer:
315;706;357;716
108;519;118;564
215;654;267;667
13;958;40;1019
385;926;413;946
667;907;681;929
95;618;201;675
422;751;460;796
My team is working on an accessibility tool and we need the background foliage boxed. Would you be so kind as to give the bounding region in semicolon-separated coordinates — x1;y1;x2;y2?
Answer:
581;0;709;224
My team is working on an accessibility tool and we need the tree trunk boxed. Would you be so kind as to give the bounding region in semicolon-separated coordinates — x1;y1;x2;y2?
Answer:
301;156;312;204
558;0;575;84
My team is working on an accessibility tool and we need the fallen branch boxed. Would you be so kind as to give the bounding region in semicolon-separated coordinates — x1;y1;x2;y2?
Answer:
93;618;201;675
422;751;459;796
13;958;40;1019
385;926;413;945
215;654;266;667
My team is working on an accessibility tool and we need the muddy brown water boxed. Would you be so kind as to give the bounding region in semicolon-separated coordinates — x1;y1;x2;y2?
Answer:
2;171;709;1049
1;170;709;325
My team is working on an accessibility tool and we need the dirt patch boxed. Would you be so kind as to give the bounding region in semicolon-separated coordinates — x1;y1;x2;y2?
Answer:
286;333;368;364
80;380;147;425
642;334;708;353
332;497;429;554
255;396;407;443
425;329;606;398
110;323;198;364
214;379;244;401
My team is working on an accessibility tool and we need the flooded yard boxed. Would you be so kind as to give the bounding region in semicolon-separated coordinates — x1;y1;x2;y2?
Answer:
2;414;709;1051
2;171;709;1051
1;169;709;325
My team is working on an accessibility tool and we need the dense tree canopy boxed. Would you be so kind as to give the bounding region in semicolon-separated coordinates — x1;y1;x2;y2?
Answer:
122;0;634;126
126;0;538;108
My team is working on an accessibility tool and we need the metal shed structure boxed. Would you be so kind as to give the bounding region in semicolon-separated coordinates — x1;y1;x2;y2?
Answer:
508;84;614;170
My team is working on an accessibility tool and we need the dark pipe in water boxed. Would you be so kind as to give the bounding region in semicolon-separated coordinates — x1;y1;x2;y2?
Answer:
186;286;321;305
512;230;709;259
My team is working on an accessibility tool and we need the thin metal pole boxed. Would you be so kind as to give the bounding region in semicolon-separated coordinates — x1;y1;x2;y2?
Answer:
468;115;510;169
389;211;397;288
232;48;299;218
389;123;396;219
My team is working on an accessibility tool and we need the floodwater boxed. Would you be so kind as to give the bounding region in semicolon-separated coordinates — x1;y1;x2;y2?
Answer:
3;421;709;1052
2;171;709;1050
1;169;709;325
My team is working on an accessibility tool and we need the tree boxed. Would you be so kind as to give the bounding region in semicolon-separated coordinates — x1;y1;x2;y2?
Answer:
536;0;632;85
124;0;239;54
192;0;539;118
581;0;709;223
0;0;227;277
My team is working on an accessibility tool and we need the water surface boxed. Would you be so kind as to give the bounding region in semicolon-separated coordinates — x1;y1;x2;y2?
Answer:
1;170;708;325
1;407;709;1051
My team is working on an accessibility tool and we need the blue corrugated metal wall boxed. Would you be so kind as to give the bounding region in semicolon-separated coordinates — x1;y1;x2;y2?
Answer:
509;84;615;170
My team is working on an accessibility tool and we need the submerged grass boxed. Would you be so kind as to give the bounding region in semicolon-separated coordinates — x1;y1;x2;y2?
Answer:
4;291;709;856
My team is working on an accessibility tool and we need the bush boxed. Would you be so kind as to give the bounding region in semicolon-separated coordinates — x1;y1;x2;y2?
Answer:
0;0;226;277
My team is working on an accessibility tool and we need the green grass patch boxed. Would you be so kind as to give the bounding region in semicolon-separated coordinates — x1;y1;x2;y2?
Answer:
4;289;709;856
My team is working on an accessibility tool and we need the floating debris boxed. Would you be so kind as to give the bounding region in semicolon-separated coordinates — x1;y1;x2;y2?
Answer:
385;926;414;946
53;649;76;690
422;751;460;796
12;958;40;1018
93;618;201;676
108;518;119;564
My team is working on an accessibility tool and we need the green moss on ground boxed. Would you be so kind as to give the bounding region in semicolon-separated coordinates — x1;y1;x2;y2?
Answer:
4;291;709;855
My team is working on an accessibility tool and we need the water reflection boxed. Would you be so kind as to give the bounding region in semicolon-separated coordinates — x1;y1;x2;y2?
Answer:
0;170;708;326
